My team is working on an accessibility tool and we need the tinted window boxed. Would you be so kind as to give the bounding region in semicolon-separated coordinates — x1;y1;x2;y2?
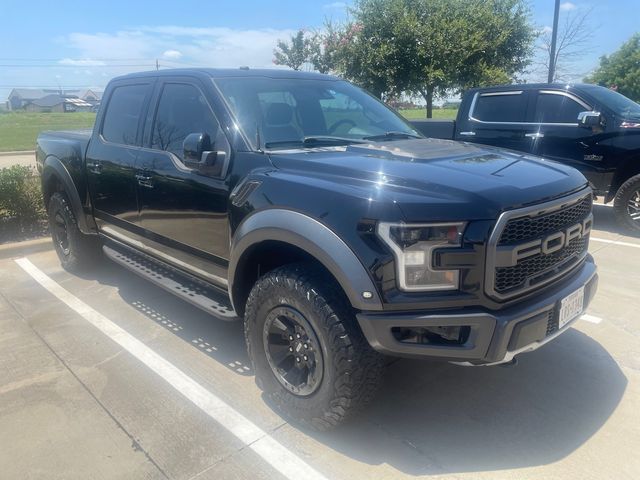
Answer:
214;77;419;149
534;93;587;124
102;84;150;145
472;92;527;122
152;83;221;159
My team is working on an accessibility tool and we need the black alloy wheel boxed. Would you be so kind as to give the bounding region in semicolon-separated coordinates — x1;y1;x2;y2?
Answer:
262;306;324;397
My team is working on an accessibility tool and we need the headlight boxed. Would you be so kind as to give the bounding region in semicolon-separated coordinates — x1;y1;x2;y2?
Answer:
377;222;466;291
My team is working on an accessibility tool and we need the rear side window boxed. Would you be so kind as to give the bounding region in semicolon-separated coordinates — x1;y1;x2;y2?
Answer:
101;84;150;145
534;92;587;124
471;92;527;122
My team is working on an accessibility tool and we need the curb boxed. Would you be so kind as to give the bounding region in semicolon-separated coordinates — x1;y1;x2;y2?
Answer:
0;150;35;157
0;237;52;260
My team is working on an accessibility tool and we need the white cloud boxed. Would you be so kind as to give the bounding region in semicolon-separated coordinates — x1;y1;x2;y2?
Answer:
541;25;553;34
323;2;347;9
61;26;297;68
58;58;106;66
162;49;182;59
560;2;577;11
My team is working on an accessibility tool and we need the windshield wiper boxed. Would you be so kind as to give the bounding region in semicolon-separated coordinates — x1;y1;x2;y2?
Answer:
362;131;423;141
264;136;365;150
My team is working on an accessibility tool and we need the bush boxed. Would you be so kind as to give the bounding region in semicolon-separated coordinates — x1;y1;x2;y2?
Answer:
0;165;46;225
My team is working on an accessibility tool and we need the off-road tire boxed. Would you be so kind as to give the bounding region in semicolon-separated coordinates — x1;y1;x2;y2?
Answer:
613;174;640;233
47;192;99;271
244;263;384;430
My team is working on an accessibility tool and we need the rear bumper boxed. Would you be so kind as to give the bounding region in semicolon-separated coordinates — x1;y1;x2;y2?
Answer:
356;256;598;365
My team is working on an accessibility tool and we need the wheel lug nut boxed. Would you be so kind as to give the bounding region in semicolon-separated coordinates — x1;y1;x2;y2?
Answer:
304;343;308;349
288;335;294;341
288;346;293;352
303;355;308;361
296;333;301;339
296;357;301;362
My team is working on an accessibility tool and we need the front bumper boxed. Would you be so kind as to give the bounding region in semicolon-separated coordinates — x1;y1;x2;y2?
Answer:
356;256;598;365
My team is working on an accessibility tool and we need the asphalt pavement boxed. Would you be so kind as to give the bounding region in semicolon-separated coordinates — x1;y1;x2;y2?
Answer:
0;203;638;480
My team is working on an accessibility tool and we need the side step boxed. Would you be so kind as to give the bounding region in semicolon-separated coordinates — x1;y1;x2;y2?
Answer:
103;244;239;321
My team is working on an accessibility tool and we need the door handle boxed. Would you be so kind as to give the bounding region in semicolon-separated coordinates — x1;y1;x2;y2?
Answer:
87;161;103;174
135;173;154;189
459;131;476;136
525;132;544;139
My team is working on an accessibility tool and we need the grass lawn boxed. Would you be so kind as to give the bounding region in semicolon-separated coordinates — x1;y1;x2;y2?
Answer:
398;108;458;120
0;112;96;152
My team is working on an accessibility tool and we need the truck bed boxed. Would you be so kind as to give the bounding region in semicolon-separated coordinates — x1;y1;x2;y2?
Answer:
410;119;456;139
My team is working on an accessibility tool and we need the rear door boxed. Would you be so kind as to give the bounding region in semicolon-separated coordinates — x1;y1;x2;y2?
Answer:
134;78;232;286
458;90;533;153
86;80;154;234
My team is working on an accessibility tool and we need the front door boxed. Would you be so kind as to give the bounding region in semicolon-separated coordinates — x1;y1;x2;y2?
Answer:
134;80;232;285
529;90;609;190
86;81;154;234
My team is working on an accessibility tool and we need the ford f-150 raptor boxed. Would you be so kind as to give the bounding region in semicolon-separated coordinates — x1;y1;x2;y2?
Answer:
37;68;598;429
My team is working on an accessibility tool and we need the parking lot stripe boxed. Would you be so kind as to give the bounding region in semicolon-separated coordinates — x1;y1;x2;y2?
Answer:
591;237;640;249
15;258;329;480
581;314;603;324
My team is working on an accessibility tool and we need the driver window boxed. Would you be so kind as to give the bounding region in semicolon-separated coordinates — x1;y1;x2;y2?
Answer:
152;83;226;160
319;90;374;136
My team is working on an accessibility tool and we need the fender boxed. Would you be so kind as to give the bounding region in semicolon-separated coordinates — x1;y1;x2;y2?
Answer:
41;156;97;235
229;209;383;312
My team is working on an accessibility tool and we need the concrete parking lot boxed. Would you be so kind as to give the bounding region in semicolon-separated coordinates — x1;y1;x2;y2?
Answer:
1;204;638;480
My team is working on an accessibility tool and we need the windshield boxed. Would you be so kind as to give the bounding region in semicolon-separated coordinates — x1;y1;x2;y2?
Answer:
586;85;640;119
213;76;421;150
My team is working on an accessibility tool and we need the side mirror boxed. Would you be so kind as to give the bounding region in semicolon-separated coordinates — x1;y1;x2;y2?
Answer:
578;111;602;129
182;132;229;177
183;132;211;164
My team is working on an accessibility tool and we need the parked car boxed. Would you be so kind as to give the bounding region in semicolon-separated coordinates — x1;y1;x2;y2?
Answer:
37;69;597;429
411;83;640;230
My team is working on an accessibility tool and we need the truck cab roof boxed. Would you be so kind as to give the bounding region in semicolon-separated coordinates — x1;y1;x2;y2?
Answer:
112;67;340;83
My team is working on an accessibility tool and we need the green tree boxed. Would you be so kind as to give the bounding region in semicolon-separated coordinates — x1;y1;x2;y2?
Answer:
333;0;535;117
585;33;640;102
273;30;312;71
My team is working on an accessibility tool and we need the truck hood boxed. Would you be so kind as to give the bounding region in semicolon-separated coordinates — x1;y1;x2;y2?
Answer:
268;138;589;222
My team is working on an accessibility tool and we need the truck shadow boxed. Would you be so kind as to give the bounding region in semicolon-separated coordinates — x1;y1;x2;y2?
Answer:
79;258;626;476
593;203;640;238
305;329;626;475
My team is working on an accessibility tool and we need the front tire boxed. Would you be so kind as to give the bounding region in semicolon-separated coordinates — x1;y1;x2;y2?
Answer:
244;263;384;430
47;192;99;271
614;174;640;233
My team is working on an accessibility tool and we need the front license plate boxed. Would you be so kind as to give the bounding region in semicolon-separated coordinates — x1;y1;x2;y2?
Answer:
558;286;585;329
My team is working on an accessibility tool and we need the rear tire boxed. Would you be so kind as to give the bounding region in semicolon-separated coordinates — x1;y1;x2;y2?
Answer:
47;192;99;272
614;174;640;233
244;263;384;430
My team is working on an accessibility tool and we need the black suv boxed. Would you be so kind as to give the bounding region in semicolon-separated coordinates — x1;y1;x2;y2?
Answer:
37;69;598;429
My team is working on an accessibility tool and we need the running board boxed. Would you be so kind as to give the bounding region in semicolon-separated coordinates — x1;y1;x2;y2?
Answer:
103;244;238;321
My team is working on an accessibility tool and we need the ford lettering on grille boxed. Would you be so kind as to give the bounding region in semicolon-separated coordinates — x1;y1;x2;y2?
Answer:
485;191;593;300
495;216;593;268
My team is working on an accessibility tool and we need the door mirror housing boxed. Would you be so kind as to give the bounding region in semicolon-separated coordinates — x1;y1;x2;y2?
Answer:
578;111;602;129
183;132;210;164
182;132;229;177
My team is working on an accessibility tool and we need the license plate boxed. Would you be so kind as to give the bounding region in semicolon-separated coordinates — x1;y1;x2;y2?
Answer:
558;286;585;329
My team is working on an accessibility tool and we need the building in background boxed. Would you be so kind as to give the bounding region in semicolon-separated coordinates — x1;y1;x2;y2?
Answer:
7;88;102;112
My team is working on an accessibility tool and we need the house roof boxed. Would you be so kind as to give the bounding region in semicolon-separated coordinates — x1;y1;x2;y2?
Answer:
31;94;65;107
9;88;84;100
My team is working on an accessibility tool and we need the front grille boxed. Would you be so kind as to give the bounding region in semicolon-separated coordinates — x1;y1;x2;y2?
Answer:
486;191;592;300
498;195;592;245
495;236;588;294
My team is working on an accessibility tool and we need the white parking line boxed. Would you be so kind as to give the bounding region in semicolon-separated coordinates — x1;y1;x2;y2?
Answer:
591;237;640;249
15;258;328;480
581;314;603;324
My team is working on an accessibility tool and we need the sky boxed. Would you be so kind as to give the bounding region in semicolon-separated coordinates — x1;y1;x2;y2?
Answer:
1;0;638;101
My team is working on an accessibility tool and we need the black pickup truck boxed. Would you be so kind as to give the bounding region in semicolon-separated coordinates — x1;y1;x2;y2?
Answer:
411;83;640;230
37;69;597;429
